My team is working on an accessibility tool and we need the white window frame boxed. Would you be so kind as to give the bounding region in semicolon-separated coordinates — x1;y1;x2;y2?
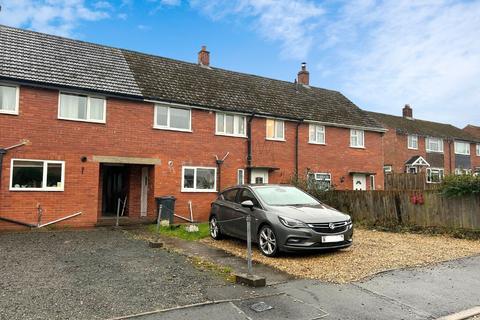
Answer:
237;169;245;185
266;119;285;141
154;103;192;132
58;92;106;123
215;112;247;137
383;165;393;173
426;137;444;153
308;172;332;189
181;166;217;192
407;134;418;150
426;167;444;184
350;129;365;148
454;141;470;155
10;159;65;192
477;144;480;156
308;124;326;144
0;83;20;115
370;175;375;190
455;168;472;175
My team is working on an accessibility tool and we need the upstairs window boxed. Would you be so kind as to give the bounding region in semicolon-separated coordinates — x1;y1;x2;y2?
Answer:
426;137;443;153
454;141;470;155
0;84;19;115
407;134;418;149
59;93;105;123
10;159;65;191
216;113;246;137
309;124;325;144
266;119;285;140
350;129;365;148
155;104;191;131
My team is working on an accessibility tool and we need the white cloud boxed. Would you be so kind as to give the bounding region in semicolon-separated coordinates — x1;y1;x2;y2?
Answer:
190;0;324;60
318;0;480;127
0;0;110;37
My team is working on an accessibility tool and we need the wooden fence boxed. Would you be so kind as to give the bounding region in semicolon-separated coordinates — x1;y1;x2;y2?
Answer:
316;190;480;230
384;172;441;191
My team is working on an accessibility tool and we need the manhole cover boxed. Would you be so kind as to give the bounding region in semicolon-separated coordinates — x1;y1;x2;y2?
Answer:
250;301;273;313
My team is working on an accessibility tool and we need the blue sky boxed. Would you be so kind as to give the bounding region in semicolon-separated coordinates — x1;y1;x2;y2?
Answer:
1;0;479;127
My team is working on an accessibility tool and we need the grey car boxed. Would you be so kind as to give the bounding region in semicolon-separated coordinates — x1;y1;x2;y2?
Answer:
209;184;353;257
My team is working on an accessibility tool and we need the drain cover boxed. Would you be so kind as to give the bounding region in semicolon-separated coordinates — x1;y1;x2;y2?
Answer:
250;301;273;313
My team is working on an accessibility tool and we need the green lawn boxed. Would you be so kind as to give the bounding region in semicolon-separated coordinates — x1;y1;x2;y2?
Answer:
148;223;210;241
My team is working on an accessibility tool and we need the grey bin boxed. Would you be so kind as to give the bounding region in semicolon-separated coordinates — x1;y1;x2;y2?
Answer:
155;196;176;225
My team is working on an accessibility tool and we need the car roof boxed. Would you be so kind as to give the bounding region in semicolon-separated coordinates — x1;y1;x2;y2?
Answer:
220;184;294;192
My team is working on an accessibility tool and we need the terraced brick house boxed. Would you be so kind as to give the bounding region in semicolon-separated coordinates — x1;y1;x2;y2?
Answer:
368;105;480;183
0;25;385;230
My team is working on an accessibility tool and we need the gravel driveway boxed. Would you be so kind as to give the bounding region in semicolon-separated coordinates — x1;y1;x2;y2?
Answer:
0;229;233;320
203;228;480;283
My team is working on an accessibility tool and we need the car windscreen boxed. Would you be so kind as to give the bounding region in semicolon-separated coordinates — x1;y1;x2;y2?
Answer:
254;186;320;206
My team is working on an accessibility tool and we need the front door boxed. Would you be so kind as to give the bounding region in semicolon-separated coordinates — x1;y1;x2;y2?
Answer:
140;167;148;217
102;165;128;216
353;174;367;190
251;169;269;184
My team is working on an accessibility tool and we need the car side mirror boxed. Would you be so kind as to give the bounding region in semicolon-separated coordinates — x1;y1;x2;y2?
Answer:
241;200;255;210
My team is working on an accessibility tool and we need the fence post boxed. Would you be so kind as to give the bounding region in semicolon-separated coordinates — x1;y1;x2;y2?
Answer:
246;214;253;275
156;204;163;232
115;198;121;227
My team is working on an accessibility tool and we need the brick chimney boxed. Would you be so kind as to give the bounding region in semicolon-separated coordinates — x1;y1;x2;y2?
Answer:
198;45;210;67
402;104;413;118
297;62;309;86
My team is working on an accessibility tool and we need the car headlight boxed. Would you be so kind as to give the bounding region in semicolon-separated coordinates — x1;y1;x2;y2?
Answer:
278;216;307;228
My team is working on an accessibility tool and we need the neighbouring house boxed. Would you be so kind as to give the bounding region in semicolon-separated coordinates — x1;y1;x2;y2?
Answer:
368;105;480;184
0;25;385;230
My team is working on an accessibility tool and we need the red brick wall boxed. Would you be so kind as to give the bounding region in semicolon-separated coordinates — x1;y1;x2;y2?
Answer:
0;85;385;229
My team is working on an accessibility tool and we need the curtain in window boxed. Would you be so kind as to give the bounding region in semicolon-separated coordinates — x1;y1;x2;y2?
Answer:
60;94;87;119
0;86;16;111
90;98;104;121
170;107;190;129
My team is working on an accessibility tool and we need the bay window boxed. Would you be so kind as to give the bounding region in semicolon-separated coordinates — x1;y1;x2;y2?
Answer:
426;168;444;183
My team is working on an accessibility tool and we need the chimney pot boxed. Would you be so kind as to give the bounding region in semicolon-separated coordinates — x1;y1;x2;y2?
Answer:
402;104;413;118
198;45;210;66
297;62;309;86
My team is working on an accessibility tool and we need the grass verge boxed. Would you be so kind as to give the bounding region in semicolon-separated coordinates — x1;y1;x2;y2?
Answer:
147;223;210;241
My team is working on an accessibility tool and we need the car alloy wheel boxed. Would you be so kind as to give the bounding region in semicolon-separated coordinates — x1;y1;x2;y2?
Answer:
209;216;222;240
258;225;278;257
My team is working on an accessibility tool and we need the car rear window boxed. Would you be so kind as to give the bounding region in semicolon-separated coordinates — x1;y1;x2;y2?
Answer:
221;189;238;202
254;186;319;206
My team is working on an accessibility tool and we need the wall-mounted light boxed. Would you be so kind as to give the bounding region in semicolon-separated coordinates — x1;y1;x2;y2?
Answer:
340;176;345;183
80;156;87;163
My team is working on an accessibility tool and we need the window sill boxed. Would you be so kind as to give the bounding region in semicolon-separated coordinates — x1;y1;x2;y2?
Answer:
407;147;418;150
58;117;106;124
266;138;286;142
153;126;192;133
350;146;365;149
215;133;247;139
10;188;64;192
181;189;217;193
426;150;444;153
454;153;470;156
308;141;326;145
0;110;19;116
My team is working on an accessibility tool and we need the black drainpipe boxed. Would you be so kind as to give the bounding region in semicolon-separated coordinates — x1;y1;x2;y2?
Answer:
295;120;303;180
247;113;255;184
0;149;6;190
216;158;224;194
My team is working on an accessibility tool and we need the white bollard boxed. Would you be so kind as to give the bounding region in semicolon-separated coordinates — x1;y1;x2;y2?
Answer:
246;214;253;275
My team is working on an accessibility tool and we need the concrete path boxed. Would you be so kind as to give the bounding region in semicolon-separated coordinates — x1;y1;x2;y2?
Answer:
127;255;480;320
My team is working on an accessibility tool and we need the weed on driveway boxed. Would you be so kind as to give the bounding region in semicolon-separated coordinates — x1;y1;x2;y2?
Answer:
202;228;480;283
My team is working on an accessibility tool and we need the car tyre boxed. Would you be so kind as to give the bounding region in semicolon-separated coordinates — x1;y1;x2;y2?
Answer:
258;225;279;257
209;216;223;240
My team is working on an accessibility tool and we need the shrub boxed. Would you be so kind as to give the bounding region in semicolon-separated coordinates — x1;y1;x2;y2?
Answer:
440;174;480;197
